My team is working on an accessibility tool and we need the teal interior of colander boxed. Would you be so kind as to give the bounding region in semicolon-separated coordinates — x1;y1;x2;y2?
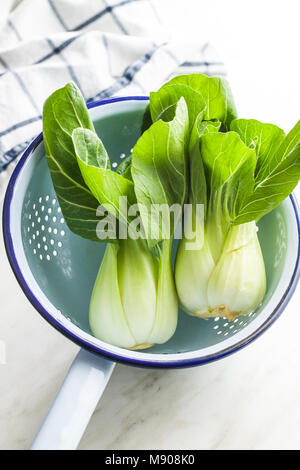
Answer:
21;106;288;354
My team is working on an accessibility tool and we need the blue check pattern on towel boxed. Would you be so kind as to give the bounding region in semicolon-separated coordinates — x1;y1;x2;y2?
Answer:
0;0;225;195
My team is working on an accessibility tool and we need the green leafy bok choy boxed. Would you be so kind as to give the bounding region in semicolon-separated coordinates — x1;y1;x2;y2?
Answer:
43;82;188;349
175;117;300;320
43;82;101;241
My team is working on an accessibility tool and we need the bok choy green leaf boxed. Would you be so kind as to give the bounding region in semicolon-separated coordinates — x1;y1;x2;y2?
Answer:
232;120;300;224
131;97;189;247
43;82;107;242
149;73;237;131
72;128;136;228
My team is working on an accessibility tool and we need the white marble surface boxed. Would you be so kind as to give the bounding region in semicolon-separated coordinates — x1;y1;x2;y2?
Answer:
1;0;300;450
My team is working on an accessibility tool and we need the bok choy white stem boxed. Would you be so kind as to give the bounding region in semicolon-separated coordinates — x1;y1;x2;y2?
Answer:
89;238;177;349
207;221;266;319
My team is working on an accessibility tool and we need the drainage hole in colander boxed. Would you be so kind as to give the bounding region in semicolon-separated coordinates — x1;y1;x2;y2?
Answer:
27;195;67;261
211;312;255;338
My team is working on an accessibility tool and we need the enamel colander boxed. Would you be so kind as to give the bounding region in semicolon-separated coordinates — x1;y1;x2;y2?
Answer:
3;97;300;449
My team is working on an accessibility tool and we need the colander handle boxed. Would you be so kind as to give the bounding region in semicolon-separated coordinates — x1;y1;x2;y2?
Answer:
30;348;115;450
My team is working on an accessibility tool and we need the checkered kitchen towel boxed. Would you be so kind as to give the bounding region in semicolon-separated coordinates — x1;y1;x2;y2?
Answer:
0;0;225;199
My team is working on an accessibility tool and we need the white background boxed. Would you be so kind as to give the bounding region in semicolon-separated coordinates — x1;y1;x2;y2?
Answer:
0;0;300;450
160;0;300;132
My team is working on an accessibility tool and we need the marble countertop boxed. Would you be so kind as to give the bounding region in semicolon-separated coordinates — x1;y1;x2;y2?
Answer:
1;0;300;451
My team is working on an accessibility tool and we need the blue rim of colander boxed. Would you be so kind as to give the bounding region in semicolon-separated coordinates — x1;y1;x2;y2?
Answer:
3;96;300;369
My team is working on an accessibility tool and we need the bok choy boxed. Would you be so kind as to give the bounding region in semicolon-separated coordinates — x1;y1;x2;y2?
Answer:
175;118;300;319
43;82;188;349
147;75;300;320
